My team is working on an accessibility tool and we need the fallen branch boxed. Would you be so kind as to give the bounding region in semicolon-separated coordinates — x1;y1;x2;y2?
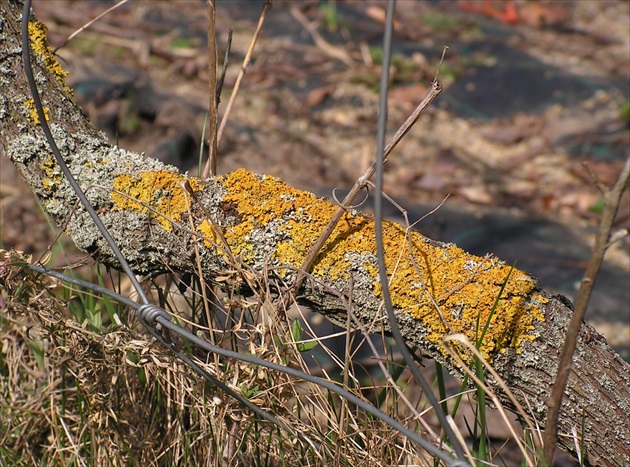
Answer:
0;2;628;464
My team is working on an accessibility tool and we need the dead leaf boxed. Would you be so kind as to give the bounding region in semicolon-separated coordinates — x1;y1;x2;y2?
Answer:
519;3;571;29
365;5;403;31
457;185;493;205
305;86;332;108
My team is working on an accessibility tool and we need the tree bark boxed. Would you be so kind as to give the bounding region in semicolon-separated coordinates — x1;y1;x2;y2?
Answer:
1;1;628;464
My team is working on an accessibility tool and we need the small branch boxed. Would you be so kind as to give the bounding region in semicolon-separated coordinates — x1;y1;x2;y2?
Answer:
53;0;130;53
213;1;272;149
204;0;219;177
543;155;630;464
291;80;442;292
582;161;608;196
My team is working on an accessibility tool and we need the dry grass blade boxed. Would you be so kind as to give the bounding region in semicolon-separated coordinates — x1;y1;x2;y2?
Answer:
339;298;443;444
0;251;301;465
443;335;536;465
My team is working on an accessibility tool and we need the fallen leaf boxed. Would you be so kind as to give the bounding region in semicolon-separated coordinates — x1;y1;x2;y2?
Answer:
457;185;493;204
366;5;403;31
305;86;332;108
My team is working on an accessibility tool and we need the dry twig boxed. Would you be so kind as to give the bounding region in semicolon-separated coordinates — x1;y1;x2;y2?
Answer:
543;156;630;463
203;0;272;179
290;80;443;294
290;5;353;66
205;0;219;176
53;0;130;53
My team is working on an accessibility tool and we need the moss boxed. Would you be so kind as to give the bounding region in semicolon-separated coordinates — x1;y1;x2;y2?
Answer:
27;21;72;95
111;171;203;231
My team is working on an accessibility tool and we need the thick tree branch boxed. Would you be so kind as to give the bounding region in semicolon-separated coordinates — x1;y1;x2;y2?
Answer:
0;2;628;464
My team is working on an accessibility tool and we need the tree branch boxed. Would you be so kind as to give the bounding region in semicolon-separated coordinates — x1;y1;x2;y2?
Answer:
543;156;630;464
1;2;628;464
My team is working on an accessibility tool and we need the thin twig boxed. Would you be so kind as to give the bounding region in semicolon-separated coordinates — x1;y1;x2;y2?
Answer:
291;79;442;293
211;1;272;156
543;156;630;464
53;0;130;53
216;30;233;106
205;0;219;177
290;5;353;66
582;161;608;195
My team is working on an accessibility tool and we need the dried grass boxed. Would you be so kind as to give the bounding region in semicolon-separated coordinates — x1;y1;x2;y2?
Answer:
0;249;430;466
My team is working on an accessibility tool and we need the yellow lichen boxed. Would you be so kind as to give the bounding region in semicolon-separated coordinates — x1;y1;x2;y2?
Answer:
219;168;370;281
24;99;50;124
111;171;203;231
196;219;231;257
219;169;545;360
110;167;546;359
39;156;62;188
27;21;71;94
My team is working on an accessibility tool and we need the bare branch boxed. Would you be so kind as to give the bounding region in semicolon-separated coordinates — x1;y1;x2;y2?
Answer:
543;155;630;464
205;0;219;177
214;1;272;147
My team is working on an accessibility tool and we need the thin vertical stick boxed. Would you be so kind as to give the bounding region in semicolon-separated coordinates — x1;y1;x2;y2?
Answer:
205;0;219;177
216;2;271;146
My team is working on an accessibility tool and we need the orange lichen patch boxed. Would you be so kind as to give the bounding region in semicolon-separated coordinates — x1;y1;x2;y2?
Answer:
197;220;218;249
219;169;369;278
24;99;50;124
367;230;542;360
196;219;231;256
111;171;203;231
27;21;71;94
219;169;544;359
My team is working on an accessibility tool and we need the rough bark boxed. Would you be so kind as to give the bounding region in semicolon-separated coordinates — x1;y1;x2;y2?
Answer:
0;2;628;465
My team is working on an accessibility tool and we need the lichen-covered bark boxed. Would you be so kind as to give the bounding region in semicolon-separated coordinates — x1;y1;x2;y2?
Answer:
1;2;628;464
